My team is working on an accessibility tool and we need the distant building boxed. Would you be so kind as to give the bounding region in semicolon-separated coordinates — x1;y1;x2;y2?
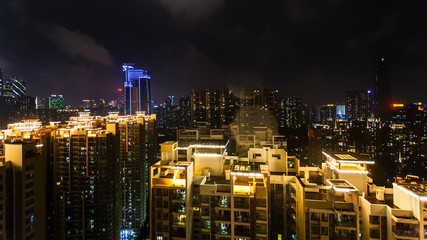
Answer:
36;97;49;110
10;76;26;98
318;104;336;126
374;58;391;120
190;88;236;128
123;63;152;115
239;88;279;134
346;90;372;120
0;74;26;98
336;104;346;119
48;95;64;109
279;95;305;129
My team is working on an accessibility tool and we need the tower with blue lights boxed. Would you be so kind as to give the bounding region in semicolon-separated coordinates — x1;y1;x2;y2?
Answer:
123;63;152;115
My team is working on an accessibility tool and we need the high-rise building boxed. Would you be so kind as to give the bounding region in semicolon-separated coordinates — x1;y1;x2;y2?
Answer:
53;125;120;239
0;112;157;239
105;113;157;239
318;104;336;125
190;88;236;128
279;95;304;129
123;64;152;115
48;95;64;109
36;97;49;110
336;104;346;119
239;88;279;134
10;76;26;98
374;58;391;120
0;74;26;98
346;90;372;120
0;141;47;240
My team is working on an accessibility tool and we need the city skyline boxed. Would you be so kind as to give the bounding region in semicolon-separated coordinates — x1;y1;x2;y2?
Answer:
1;1;427;105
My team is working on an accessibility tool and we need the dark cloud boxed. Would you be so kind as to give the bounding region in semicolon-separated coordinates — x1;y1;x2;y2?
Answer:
41;24;113;66
158;0;224;19
0;0;427;106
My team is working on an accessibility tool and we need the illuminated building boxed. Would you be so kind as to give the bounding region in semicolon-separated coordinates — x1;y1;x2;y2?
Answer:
105;112;158;238
0;75;13;97
336;104;346;119
0;141;46;240
150;133;299;240
154;96;181;141
178;96;191;128
10;76;26;98
36;97;49;110
318;104;337;126
0;112;156;239
279;95;304;129
346;91;372;120
359;182;427;240
150;126;427;240
239;88;279;134
374;58;391;120
190;88;236;128
53;124;120;239
48;95;64;109
82;99;91;109
123;63;152;115
322;151;374;194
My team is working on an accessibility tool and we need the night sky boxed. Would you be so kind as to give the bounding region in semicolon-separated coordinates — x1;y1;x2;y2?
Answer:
1;0;427;106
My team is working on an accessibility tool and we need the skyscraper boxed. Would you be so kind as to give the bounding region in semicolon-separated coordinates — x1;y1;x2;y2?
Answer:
190;88;236;128
239;88;279;134
346;90;372;120
123;64;152;115
105;113;157;239
0;73;26;98
10;76;26;98
53;127;120;239
374;58;391;120
279;95;304;129
48;95;64;109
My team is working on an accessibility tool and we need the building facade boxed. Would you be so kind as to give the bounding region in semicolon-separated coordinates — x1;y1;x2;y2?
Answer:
123;64;152;115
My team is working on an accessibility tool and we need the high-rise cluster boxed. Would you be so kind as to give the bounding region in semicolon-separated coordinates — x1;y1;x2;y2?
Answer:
0;112;157;240
150;126;427;240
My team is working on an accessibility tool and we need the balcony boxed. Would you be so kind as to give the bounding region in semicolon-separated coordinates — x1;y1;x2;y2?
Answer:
215;223;231;236
234;226;251;238
234;212;250;223
336;214;357;228
392;223;419;238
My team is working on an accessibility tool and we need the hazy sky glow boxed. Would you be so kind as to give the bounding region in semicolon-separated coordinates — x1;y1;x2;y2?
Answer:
1;0;427;105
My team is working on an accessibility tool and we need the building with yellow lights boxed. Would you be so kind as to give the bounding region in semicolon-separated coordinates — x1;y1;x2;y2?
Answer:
0;111;157;240
151;134;296;240
0;141;46;240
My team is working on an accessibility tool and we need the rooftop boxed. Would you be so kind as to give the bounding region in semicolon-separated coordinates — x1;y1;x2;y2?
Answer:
176;139;229;149
326;179;358;192
394;183;427;200
230;163;262;177
323;151;374;164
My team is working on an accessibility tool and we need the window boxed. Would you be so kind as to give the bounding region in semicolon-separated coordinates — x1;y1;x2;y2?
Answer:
287;158;295;168
321;227;328;235
370;228;380;239
370;215;380;225
272;154;281;160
